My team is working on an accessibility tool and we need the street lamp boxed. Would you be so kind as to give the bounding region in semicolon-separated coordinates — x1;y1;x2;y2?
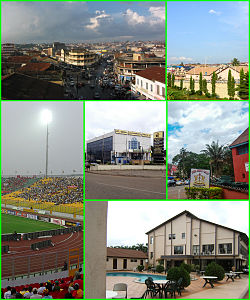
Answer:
41;109;52;178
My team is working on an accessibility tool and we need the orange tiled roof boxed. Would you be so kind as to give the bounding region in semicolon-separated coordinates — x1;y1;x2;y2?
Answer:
231;66;249;73
136;66;165;84
186;66;219;76
17;62;52;72
107;247;147;259
7;56;33;63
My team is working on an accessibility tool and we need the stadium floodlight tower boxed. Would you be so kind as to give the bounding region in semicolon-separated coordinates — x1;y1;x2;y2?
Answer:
41;109;52;178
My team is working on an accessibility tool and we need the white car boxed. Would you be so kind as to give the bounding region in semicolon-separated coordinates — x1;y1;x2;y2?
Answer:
176;181;184;186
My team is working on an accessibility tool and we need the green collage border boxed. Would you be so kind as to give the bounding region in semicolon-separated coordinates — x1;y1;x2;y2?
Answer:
0;0;250;299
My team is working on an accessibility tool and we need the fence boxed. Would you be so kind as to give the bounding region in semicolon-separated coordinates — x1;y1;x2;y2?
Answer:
2;249;83;279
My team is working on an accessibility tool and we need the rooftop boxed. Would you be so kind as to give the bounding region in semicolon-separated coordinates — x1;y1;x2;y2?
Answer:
107;247;147;259
17;62;52;72
229;128;249;148
136;66;165;84
186;66;219;76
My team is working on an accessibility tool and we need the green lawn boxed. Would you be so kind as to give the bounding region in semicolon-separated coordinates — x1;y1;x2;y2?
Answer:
1;213;64;234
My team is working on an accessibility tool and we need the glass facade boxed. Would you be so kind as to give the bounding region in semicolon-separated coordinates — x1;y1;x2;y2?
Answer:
87;136;113;163
128;137;140;150
202;244;214;255
218;243;232;254
174;246;183;254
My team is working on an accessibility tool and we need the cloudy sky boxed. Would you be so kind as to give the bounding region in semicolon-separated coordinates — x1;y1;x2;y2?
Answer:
168;1;249;64
85;101;166;146
168;101;249;163
1;1;165;43
1;102;83;176
107;201;249;246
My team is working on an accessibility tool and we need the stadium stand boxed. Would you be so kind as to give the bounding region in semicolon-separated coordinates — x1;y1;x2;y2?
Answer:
1;177;40;195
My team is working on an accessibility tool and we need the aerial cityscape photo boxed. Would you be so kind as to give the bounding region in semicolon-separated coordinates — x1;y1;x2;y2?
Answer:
167;1;249;100
2;1;166;100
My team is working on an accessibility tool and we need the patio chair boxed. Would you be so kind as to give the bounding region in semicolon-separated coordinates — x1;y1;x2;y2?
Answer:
164;281;176;298
130;290;150;299
113;283;128;299
175;278;183;296
145;279;161;298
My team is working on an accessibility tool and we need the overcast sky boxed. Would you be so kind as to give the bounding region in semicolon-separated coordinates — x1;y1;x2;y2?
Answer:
1;101;83;176
107;201;249;246
168;101;249;163
85;101;166;146
1;1;165;43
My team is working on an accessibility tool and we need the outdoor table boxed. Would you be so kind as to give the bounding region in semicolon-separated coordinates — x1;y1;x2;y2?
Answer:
225;273;235;282
106;290;118;299
233;272;243;279
153;280;169;298
200;276;218;288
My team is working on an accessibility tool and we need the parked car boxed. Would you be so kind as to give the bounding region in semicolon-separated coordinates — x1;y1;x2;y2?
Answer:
184;180;190;185
94;92;100;99
168;180;176;187
176;181;184;186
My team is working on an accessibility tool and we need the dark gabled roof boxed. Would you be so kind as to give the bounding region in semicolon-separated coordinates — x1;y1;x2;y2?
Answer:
135;67;165;84
229;128;249;148
107;247;147;259
146;210;248;245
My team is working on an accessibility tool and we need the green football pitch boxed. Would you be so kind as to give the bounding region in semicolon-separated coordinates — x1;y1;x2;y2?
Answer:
1;213;64;234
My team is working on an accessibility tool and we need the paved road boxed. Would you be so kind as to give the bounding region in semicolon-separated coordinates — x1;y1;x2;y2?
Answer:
85;172;166;199
168;185;187;199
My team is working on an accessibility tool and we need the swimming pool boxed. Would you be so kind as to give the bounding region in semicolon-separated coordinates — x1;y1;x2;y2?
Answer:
107;272;166;283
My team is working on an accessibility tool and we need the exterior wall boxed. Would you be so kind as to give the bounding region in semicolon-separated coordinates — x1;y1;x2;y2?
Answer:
132;76;165;100
216;67;240;81
106;257;146;271
231;148;249;182
174;80;241;99
222;187;249;199
154;226;165;262
186;74;212;81
85;202;107;299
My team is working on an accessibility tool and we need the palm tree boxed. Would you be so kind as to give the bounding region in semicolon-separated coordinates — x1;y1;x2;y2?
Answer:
201;141;225;177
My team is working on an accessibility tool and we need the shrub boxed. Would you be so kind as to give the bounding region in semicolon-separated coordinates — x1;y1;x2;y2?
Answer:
190;264;196;272
185;187;222;199
147;265;152;270
137;265;144;272
180;262;192;274
205;262;225;281
167;267;190;288
156;264;165;273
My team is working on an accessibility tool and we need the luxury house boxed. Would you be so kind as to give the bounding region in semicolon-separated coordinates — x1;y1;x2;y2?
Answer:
146;210;248;271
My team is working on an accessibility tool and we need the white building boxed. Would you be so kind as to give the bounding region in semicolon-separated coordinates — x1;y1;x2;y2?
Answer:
86;129;152;164
147;210;248;271
131;66;165;100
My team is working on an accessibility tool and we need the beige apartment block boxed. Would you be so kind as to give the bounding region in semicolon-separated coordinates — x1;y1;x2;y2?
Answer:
107;248;148;271
85;201;108;299
147;211;248;271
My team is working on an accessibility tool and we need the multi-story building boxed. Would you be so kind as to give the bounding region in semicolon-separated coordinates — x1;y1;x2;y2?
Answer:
147;210;248;271
131;66;165;100
114;53;165;83
61;49;98;67
86;129;152;164
107;248;147;271
229;128;249;183
2;43;16;57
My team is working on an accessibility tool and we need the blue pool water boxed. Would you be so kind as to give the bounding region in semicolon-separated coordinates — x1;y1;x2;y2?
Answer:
107;272;166;282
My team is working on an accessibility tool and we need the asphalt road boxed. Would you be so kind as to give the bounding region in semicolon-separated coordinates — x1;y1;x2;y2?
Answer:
168;185;187;199
85;172;166;199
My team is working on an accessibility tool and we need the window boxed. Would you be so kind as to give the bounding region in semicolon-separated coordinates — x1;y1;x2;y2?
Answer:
168;234;176;240
146;82;148;90
174;246;183;254
202;244;214;255
205;72;207;75
157;85;160;95
151;84;153;92
237;144;248;155
150;236;154;244
129;137;139;150
150;252;153;259
107;258;109;262
130;259;137;262
141;80;143;87
162;87;165;96
219;243;232;254
182;233;185;239
137;79;139;85
193;245;200;255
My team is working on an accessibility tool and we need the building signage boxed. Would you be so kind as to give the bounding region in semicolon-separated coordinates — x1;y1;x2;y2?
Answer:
190;169;210;188
245;162;249;172
153;131;164;163
115;129;151;138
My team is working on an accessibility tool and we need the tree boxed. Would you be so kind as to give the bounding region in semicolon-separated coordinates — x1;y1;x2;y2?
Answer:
180;79;183;90
189;76;193;90
202;79;207;94
199;72;203;92
201;141;225;177
167;73;171;87
227;69;232;98
180;62;184;67
231;76;235;99
237;69;249;99
231;58;240;66
171;74;175;87
211;72;217;97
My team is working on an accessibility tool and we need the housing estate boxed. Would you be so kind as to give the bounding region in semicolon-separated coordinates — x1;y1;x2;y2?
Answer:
147;210;248;271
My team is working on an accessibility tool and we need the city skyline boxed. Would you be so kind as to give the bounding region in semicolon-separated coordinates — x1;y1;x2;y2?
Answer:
2;1;165;43
167;1;249;64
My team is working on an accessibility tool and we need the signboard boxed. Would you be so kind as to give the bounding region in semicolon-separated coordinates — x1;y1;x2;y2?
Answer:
153;131;164;163
190;169;210;188
114;129;151;138
245;162;249;172
51;218;65;226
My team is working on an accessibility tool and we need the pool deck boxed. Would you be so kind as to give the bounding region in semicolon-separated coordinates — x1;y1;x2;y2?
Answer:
106;272;249;299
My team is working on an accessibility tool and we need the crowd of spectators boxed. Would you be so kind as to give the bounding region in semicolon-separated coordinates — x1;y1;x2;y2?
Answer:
1;177;38;195
13;177;83;205
2;272;83;299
